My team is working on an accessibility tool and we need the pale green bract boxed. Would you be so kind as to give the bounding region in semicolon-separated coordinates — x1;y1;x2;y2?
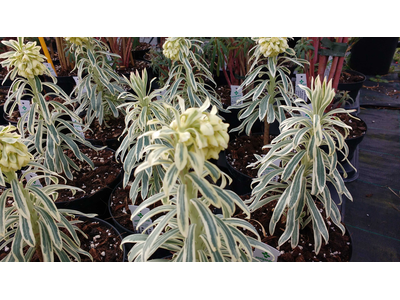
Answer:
115;69;171;201
230;37;308;136
247;77;355;254
122;99;275;262
0;38;100;182
66;37;126;126
0;126;95;262
162;37;222;110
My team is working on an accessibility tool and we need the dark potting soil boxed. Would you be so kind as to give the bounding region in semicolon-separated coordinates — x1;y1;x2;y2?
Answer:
84;114;125;142
134;42;151;51
236;195;352;262
339;71;365;84
216;84;231;106
0;217;124;262
71;217;124;262
56;147;122;202
226;134;273;178
0;87;8;106
110;184;163;232
335;113;367;139
116;60;150;77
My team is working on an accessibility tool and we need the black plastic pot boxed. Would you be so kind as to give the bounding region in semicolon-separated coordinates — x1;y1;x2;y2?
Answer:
76;215;127;262
349;37;399;75
55;147;122;220
0;86;10;125
221;150;253;196
108;181;172;260
43;75;76;96
131;48;151;60
339;115;367;163
337;69;366;103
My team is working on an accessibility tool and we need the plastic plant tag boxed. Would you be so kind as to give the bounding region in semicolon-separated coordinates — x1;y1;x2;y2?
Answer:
18;99;31;121
128;205;154;235
71;117;85;137
253;243;281;262
299;103;313;119
21;170;43;188
295;74;307;101
230;85;243;106
43;62;57;77
261;158;281;181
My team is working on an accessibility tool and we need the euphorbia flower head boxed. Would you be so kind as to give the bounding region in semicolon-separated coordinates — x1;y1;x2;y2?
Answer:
169;97;229;160
0;38;47;79
253;37;289;58
64;37;89;47
163;37;185;62
0;125;31;173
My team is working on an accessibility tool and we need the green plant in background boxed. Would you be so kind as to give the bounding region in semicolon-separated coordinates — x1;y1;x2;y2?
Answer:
332;90;354;109
0;37;99;181
122;98;274;261
370;75;390;83
293;37;314;73
65;37;127;126
116;69;171;201
0;125;95;262
161;37;222;110
231;37;308;146
147;47;172;88
247;77;354;254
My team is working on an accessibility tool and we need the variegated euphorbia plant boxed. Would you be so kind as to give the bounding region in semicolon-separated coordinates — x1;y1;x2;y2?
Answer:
161;37;222;110
231;37;308;146
247;77;355;254
121;98;274;262
65;37;126;126
115;69;171;201
0;37;99;181
0;125;95;262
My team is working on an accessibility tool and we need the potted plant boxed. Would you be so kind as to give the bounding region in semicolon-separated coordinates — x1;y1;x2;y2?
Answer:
223;37;307;195
121;98;275;261
161;37;222;110
0;125;96;262
65;37;127;149
246;77;354;258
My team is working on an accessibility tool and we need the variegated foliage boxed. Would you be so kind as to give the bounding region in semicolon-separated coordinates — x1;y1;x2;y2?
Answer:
66;37;126;126
115;69;171;201
122;99;274;262
0;151;95;262
1;38;99;182
162;37;222;110
230;39;308;135
247;77;355;254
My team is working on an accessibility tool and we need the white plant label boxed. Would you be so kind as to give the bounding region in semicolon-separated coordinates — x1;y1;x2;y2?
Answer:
324;56;333;79
261;158;281;182
230;85;243;106
21;170;43;188
71;117;85;137
128;205;154;235
156;89;167;101
43;62;57;77
73;76;86;93
253;243;281;262
18;100;31;121
295;74;307;101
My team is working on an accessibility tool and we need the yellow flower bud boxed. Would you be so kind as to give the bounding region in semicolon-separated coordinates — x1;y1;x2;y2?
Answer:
253;37;289;58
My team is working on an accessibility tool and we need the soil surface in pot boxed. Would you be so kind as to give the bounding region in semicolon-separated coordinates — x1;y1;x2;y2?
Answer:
0;87;9;106
116;60;150;77
110;184;163;232
0;217;124;262
226;134;274;178
339;71;365;84
335;113;367;139
216;84;231;106
84;114;125;142
55;147;122;202
236;195;352;262
133;42;152;51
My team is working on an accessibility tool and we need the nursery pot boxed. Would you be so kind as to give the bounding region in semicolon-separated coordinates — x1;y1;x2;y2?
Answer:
221;150;253;196
75;215;127;262
349;37;399;75
55;147;122;220
0;86;10;125
337;69;366;105
108;181;172;260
